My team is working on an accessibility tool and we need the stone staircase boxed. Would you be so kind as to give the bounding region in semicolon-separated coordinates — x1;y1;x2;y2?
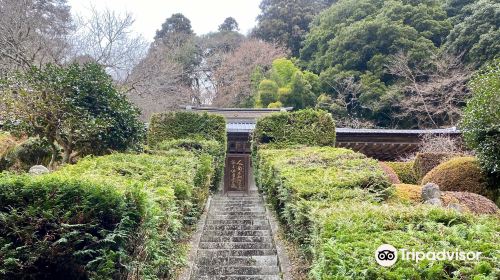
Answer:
190;191;281;280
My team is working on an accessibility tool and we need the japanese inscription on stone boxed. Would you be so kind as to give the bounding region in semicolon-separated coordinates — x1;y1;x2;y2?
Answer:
224;154;249;192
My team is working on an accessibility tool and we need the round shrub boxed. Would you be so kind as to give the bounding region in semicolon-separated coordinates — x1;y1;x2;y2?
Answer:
385;161;417;184
460;59;500;180
422;157;497;201
413;152;461;182
378;162;400;184
391;184;422;204
442;191;499;215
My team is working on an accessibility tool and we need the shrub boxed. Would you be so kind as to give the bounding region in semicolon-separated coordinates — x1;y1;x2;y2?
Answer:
254;146;499;279
385;161;418;184
378;162;400;184
311;202;500;279
148;111;226;148
0;151;212;279
391;183;422;204
461;59;500;180
255;146;391;249
0;63;146;166
155;138;225;190
422;157;497;202
252;109;336;148
442;191;499;215
413;152;461;182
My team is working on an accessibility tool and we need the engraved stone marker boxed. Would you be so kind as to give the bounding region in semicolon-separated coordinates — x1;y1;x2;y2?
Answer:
224;154;249;192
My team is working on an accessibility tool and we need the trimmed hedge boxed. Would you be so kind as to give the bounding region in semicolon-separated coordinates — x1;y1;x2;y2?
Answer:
311;202;500;279
0;151;213;279
422;157;497;202
155;138;225;191
148;111;226;148
385;161;418;184
391;183;422;204
413;152;460;182
252;109;336;148
254;146;391;249
147;111;227;190
254;147;500;279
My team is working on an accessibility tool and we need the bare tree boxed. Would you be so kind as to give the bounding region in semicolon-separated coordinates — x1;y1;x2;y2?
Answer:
0;0;72;75
125;41;193;121
70;6;148;81
212;39;288;107
386;52;471;128
317;77;376;128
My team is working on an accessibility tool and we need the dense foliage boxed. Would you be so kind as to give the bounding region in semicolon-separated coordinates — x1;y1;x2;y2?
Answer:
252;108;500;279
311;202;499;279
155;138;226;191
147;111;227;190
254;58;319;109
444;0;500;66
252;0;334;56
148;112;226;148
461;59;500;181
254;146;500;279
254;147;392;248
0;63;145;166
0;151;212;279
252;109;336;147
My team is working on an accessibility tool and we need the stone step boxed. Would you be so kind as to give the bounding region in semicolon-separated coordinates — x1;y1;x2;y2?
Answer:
211;200;262;204
195;255;278;266
200;236;274;243
196;249;277;257
199;242;274;250
211;211;266;215
215;206;266;212
207;214;268;220
193;265;280;276
203;230;272;237
211;196;263;202
203;224;269;231
206;219;268;225
194;276;280;280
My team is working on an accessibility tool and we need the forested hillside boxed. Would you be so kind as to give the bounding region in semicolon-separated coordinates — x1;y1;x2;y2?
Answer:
0;0;498;128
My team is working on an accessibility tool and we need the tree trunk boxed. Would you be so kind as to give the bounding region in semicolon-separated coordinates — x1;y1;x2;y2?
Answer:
62;147;72;164
48;142;58;170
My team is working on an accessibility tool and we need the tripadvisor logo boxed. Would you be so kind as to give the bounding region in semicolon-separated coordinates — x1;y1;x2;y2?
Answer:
375;244;398;267
375;244;482;267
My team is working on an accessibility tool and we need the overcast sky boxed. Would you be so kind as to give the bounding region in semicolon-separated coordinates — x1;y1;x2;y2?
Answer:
68;0;261;42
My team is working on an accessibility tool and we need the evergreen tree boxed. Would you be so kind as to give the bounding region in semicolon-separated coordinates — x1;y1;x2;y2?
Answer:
155;13;193;40
218;17;239;32
253;0;333;56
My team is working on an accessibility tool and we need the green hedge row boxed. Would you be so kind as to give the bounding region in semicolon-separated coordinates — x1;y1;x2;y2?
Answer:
254;146;392;251
0;151;213;279
147;111;227;190
255;147;500;279
311;202;500;279
148;111;226;148
252;109;336;148
155;138;225;192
